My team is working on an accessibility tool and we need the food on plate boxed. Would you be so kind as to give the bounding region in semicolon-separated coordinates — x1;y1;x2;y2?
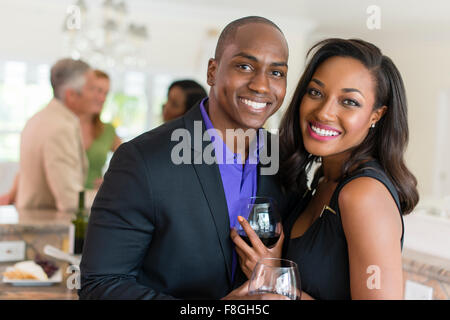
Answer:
34;254;59;278
3;260;49;281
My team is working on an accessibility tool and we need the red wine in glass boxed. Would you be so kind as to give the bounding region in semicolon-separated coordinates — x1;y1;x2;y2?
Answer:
240;233;280;248
235;196;281;248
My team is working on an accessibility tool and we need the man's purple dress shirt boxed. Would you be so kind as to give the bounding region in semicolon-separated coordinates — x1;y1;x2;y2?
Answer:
199;98;263;282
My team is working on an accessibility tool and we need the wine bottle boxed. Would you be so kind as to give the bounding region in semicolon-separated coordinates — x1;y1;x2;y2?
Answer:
72;190;88;255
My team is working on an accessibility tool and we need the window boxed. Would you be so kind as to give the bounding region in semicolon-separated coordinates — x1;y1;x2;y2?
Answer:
0;60;176;163
101;71;150;141
0;61;52;161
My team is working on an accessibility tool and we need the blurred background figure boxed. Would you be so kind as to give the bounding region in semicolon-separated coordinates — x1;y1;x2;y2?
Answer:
0;69;121;205
162;80;207;122
80;69;121;190
15;58;91;212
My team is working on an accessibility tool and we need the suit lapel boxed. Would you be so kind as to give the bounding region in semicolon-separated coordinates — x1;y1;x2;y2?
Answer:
183;105;233;286
256;159;279;198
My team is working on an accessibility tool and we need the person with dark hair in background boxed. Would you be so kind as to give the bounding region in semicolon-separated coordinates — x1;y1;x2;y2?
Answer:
230;38;419;300
162;79;207;122
79;16;290;299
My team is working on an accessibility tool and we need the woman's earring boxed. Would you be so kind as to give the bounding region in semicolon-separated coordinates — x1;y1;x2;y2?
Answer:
371;123;376;128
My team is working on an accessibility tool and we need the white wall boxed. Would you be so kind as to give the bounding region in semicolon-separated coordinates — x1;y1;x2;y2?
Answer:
390;43;450;198
0;162;18;194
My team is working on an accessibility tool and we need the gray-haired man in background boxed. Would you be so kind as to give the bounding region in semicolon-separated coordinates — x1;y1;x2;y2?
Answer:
16;58;95;212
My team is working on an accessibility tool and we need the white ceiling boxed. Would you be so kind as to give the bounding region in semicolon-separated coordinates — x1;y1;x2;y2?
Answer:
4;0;450;32
1;0;449;71
146;0;450;31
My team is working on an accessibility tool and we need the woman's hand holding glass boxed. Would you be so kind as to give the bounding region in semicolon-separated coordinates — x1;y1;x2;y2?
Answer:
231;215;285;279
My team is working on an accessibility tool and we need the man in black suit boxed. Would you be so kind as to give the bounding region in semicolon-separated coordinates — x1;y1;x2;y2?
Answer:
79;16;289;299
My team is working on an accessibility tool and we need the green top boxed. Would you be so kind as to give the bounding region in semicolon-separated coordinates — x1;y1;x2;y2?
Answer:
85;123;116;189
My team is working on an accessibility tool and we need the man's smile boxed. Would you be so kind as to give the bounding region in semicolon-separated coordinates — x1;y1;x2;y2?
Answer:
238;97;271;112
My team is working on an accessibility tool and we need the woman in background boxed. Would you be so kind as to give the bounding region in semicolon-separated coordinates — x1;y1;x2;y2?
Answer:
228;38;419;300
0;69;120;204
81;69;121;189
162;79;207;122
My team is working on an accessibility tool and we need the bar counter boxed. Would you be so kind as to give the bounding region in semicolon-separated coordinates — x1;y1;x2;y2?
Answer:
0;207;78;300
0;206;449;299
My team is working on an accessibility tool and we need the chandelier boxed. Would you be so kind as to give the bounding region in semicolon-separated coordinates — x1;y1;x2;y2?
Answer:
62;0;149;70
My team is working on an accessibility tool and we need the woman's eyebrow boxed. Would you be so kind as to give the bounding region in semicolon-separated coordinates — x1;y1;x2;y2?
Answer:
311;78;325;87
342;88;365;98
311;78;365;98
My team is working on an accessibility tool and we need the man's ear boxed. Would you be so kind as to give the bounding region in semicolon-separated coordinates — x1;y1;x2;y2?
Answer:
64;88;79;110
64;88;74;104
207;58;217;86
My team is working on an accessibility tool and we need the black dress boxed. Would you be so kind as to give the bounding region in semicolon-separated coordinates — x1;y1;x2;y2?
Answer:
283;160;404;300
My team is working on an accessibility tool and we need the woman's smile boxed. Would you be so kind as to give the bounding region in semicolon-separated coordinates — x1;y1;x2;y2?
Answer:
307;121;342;141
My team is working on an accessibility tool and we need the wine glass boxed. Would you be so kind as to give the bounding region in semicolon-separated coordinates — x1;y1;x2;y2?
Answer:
248;258;301;300
235;196;281;248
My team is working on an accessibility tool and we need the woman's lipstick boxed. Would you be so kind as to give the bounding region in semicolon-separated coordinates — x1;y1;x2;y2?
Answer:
307;121;341;141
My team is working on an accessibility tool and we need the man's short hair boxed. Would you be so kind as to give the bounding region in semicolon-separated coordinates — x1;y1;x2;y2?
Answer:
214;16;285;61
50;58;91;100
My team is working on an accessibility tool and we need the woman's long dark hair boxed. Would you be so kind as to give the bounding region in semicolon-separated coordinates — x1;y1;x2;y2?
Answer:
279;38;419;214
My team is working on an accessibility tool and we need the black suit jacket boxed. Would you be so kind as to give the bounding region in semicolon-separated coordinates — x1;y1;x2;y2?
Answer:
79;104;287;299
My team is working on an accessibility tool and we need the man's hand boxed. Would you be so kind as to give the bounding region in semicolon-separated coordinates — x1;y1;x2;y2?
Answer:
221;281;290;300
0;192;13;205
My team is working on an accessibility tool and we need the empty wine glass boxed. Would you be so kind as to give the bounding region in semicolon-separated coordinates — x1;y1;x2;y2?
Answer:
234;196;281;248
248;258;301;300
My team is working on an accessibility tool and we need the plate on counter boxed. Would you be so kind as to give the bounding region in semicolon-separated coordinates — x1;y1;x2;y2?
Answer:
2;268;62;286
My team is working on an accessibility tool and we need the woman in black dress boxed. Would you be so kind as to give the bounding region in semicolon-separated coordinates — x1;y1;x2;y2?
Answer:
228;38;419;300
